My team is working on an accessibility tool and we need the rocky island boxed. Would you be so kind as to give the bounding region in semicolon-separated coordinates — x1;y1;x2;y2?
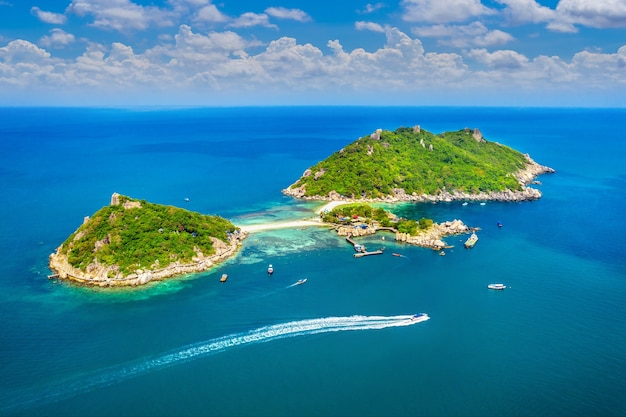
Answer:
321;203;472;251
49;193;246;287
283;125;554;203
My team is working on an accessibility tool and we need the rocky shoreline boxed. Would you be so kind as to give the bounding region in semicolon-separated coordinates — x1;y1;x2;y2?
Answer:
49;231;247;287
283;155;555;204
334;218;471;250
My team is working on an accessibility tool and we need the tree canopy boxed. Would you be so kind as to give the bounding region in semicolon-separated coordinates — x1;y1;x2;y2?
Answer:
287;127;528;198
58;195;239;276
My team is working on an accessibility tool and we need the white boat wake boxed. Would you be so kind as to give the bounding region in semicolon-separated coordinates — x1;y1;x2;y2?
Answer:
2;314;428;413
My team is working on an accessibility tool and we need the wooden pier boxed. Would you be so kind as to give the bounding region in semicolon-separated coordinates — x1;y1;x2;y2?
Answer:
353;249;384;258
346;234;366;252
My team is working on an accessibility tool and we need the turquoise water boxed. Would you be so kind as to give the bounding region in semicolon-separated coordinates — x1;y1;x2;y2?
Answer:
1;107;625;416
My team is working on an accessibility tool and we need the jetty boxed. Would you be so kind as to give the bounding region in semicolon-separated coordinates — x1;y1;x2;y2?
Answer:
354;249;384;258
346;234;366;253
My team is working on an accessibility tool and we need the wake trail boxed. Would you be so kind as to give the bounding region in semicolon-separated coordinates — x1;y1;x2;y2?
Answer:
1;314;428;413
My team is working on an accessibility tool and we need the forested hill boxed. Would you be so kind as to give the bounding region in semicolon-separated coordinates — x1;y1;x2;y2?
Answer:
49;193;242;285
283;126;551;200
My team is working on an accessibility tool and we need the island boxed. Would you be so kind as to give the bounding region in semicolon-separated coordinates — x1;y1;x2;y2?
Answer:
320;202;471;251
283;125;555;203
48;193;246;287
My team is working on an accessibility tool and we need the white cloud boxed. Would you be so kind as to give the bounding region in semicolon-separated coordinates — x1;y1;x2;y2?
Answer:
66;0;175;32
265;7;311;22
355;21;385;32
227;12;277;29
412;22;514;47
1;25;625;105
496;0;556;25
358;3;386;14
39;29;76;48
194;4;228;23
31;6;67;24
466;48;529;69
555;0;626;29
497;0;626;32
401;0;496;23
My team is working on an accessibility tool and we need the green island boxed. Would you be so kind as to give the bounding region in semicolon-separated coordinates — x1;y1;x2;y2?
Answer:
49;125;554;287
48;193;245;287
283;125;554;202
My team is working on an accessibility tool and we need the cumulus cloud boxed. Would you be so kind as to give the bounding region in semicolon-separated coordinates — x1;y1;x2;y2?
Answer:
496;0;556;25
39;29;76;48
194;4;228;23
497;0;626;33
227;12;277;29
466;48;529;69
31;6;68;24
66;0;175;32
412;21;514;47
1;24;625;105
554;0;626;29
265;7;311;22
401;0;496;23
355;21;385;32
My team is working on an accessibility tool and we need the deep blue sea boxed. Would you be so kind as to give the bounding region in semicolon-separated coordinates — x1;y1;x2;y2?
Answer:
1;107;625;417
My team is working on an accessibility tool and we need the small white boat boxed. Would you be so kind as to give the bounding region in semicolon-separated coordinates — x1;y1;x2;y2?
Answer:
267;264;274;275
220;274;228;283
487;283;506;290
296;278;307;285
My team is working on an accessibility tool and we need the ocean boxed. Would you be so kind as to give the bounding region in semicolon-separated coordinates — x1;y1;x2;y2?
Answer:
1;106;625;416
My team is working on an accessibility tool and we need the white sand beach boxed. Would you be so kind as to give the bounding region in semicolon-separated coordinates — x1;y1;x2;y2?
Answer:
237;201;350;233
238;219;326;233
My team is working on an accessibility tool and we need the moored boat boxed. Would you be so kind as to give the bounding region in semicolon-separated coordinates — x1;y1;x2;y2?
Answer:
464;233;478;248
487;283;506;290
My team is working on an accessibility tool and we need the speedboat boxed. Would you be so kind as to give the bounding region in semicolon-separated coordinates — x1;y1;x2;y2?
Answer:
487;283;506;290
296;278;307;285
267;264;274;275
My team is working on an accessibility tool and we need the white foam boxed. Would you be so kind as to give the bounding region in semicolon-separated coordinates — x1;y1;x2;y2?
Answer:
3;314;428;412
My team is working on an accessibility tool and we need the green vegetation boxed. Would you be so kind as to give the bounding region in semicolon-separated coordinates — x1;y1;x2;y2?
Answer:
321;203;432;236
288;127;528;198
59;195;239;276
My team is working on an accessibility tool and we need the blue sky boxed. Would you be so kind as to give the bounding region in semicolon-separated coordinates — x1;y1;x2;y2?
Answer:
1;0;625;106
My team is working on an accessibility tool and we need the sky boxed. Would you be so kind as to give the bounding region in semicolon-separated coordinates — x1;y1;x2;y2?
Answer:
0;0;625;107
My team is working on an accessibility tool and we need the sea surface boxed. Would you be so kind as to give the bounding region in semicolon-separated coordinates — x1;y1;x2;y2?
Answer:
1;106;625;417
